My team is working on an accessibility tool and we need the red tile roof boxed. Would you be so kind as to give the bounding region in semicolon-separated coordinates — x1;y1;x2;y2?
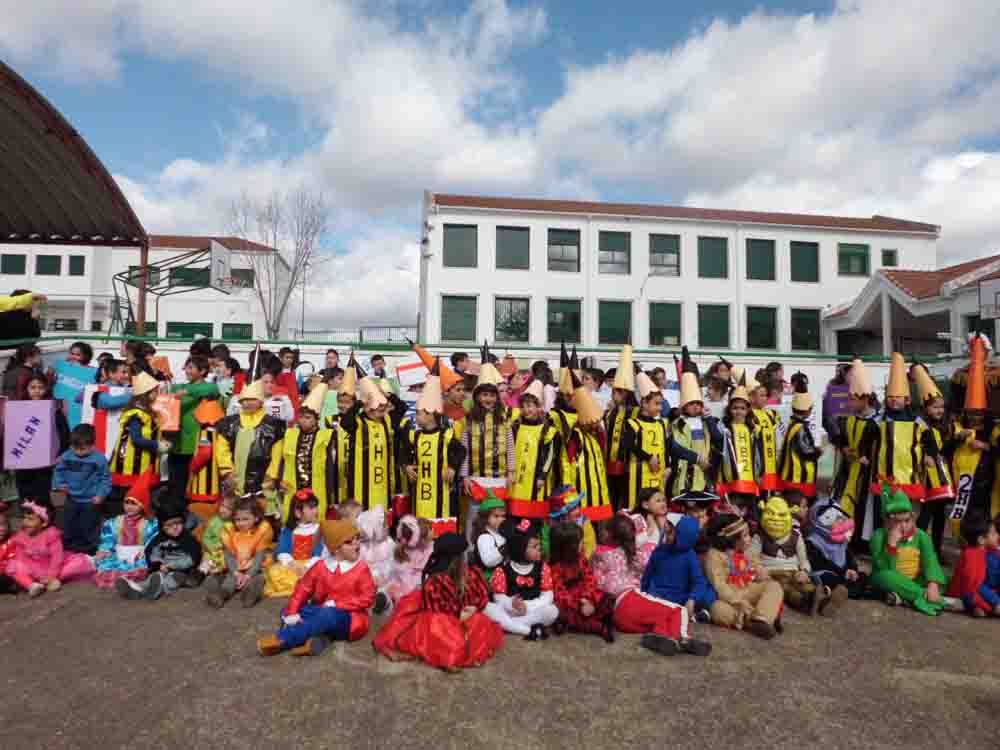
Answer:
431;194;940;235
149;234;277;254
882;253;1000;299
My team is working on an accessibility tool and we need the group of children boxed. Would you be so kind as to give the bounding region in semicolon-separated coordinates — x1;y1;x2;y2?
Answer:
1;331;999;673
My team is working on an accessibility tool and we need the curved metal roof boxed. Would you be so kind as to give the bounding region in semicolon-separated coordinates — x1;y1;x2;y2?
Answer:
0;61;146;247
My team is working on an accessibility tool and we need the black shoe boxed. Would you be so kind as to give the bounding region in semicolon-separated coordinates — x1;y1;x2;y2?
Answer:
694;608;712;624
678;638;712;657
538;625;549;641
373;591;390;615
774;617;785;635
601;613;616;644
179;571;205;589
551;620;567;636
142;572;163;600
524;624;544;642
747;619;777;640
310;635;333;656
640;633;679;656
115;577;144;601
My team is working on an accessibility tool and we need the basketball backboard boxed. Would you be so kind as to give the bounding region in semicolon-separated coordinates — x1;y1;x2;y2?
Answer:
210;239;232;292
979;276;1000;320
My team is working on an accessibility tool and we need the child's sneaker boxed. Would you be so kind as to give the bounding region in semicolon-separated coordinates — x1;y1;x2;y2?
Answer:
372;591;390;615
115;577;145;600
639;633;679;656
45;579;61;593
678;638;713;657
27;582;44;598
694;608;712;624
884;592;902;607
143;573;163;600
240;576;264;608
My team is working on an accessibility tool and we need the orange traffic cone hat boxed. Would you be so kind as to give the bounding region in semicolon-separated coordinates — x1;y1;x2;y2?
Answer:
965;333;990;412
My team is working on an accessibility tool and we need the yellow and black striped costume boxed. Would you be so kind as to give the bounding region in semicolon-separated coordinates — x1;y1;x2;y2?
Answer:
270;426;336;522
324;413;352;503
779;417;821;498
831;414;878;518
401;426;465;522
720;421;759;497
110;408;160;487
752;407;781;493
567;426;612;521
548;407;578;489
464;412;510;479
508;419;558;519
187;423;220;503
872;417;927;500
667;416;722;498
623;416;670;506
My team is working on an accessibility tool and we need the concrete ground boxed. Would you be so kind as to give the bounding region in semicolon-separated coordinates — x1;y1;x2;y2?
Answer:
1;579;998;750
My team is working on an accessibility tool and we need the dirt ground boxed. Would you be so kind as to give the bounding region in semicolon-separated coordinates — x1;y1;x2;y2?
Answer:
1;575;998;750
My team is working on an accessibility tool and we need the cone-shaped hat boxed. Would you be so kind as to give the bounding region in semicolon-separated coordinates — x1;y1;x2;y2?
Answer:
238;378;266;402
848;357;873;398
730;371;751;403
339;352;359;396
132;371;160;397
911;362;941;405
965;333;989;412
613;344;635;391
302;382;329;414
417;369;443;414
359;377;388;408
523;379;545;405
886;352;909;399
636;371;658;400
477;341;504;386
570;370;602;426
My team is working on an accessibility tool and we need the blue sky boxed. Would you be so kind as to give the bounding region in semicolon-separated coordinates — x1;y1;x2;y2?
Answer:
4;1;1000;326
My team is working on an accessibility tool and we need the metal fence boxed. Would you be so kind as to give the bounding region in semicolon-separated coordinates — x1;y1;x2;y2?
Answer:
290;325;417;344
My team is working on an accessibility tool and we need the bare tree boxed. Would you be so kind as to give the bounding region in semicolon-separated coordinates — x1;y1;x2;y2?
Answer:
227;187;329;338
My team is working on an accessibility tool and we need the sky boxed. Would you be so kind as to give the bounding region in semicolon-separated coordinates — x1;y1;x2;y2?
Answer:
4;0;1000;330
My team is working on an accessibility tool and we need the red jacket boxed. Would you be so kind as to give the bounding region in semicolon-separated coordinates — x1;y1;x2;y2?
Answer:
286;559;376;640
550;558;601;614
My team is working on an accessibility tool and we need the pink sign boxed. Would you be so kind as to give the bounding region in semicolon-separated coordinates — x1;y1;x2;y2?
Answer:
4;400;59;470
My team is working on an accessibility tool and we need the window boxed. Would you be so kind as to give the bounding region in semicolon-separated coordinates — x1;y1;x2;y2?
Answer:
746;238;776;281
698;304;730;348
231;268;255;288
69;256;86;276
169;267;210;287
649;302;681;346
495;297;530;343
881;248;898;267
496;227;530;270
166;322;213;340
91;320;103;332
649;234;680;276
966;314;983;335
746;306;778;349
547;229;580;272
35;255;61;276
790;308;821;351
598;301;631;345
49;319;79;332
599;231;630;275
125;321;157;336
0;254;25;275
790;241;819;283
440;295;477;341
222;323;253;340
698;237;728;278
838;243;870;276
443;224;478;268
128;265;162;286
547;299;581;343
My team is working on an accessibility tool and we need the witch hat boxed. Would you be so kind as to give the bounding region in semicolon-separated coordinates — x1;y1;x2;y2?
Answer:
478;341;503;387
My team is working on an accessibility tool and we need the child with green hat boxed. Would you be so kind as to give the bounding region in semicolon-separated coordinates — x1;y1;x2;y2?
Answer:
470;490;507;584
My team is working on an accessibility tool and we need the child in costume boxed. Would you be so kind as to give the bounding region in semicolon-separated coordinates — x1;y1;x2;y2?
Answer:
549;521;615;641
949;334;995;532
7;498;94;595
719;374;761;515
0;514;17;594
263;490;324;598
704;513;784;639
778;374;823;513
198;493;235;576
215;379;287;497
400;365;466;534
14;373;69;505
257;519;376;658
750;375;782;498
751;496;830;615
830;360;879;543
674;489;718;534
641;514;717;624
507;381;558;523
485;520;559;640
186;399;226;521
805;500;863;606
168;354;220;502
93;470;158;589
374;532;503;671
117;501;202;600
542;486;597;559
604;344;639;512
205;496;273;608
108;372;165;498
593;513;711;656
666;348;722;500
325;354;362;507
357;506;394;612
53;424;113;555
548;343;580;489
869;484;947;615
565;372;613;524
633;488;670;547
911;363;955;556
471;492;507;582
945;515;1000;617
384;514;434;606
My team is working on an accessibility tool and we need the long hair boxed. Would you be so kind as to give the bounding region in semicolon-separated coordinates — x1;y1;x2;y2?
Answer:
549;522;583;566
469;385;508;423
470;504;503;546
607;514;639;572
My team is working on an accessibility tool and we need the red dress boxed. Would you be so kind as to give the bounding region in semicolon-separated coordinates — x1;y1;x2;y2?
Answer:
373;567;503;670
550;558;614;635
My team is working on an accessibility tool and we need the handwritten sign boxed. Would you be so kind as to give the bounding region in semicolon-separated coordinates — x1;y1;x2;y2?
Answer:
53;360;97;429
4;400;58;469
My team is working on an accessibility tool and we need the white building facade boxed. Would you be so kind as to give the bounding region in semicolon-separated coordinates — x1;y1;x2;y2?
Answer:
0;235;288;340
418;193;940;354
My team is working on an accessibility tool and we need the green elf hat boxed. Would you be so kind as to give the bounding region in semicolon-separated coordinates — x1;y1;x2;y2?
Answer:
880;481;913;517
478;490;507;514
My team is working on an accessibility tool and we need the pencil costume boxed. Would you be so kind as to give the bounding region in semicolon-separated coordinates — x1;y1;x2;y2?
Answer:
623;371;672;504
565;371;612;523
507;380;559;522
870;353;928;505
324;353;365;505
549;343;580;489
666;349;723;499
950;334;995;531
109;372;163;490
604;343;639;510
186;399;225;519
911;362;955;555
778;374;822;505
719;374;761;503
830;358;878;522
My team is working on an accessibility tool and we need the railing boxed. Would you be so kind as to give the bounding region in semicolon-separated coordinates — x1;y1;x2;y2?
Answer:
289;325;418;344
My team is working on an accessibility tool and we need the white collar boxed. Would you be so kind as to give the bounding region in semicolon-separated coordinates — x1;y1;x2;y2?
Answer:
486;527;505;542
293;522;319;536
325;558;358;574
509;560;534;575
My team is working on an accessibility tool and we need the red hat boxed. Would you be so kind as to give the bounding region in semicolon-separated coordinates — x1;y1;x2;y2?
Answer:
125;469;157;517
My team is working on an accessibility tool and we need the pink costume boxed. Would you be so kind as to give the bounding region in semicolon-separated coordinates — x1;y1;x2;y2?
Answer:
8;527;94;589
385;515;433;604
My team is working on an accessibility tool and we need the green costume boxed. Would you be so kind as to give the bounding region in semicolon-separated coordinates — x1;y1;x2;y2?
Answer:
869;485;947;615
172;380;221;454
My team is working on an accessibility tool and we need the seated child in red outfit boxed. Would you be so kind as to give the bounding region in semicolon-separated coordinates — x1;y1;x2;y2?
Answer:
257;519;375;657
548;521;615;642
0;513;17;594
374;533;503;671
946;514;1000;617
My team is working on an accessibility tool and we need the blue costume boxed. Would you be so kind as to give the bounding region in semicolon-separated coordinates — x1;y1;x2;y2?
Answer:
640;516;717;611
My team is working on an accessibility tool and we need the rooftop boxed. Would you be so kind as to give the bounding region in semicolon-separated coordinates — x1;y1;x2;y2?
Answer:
430;193;940;235
149;234;278;254
881;253;1000;299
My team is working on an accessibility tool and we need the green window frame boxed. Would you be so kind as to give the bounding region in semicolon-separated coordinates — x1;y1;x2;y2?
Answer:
496;227;530;270
881;248;898;267
649;302;681;347
440;295;477;342
443;224;478;268
547;229;580;272
746;306;778;350
0;254;26;275
35;255;61;276
649;234;680;276
547;299;581;344
698;237;728;279
598;231;630;275
68;255;86;276
221;323;253;340
838;243;870;276
125;320;157;336
50;318;79;332
698;304;730;348
495;297;530;343
231;268;255;288
745;238;776;281
598;300;631;345
129;265;162;286
91;320;103;332
790;241;819;283
166;322;213;339
170;267;210;287
790;308;821;351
